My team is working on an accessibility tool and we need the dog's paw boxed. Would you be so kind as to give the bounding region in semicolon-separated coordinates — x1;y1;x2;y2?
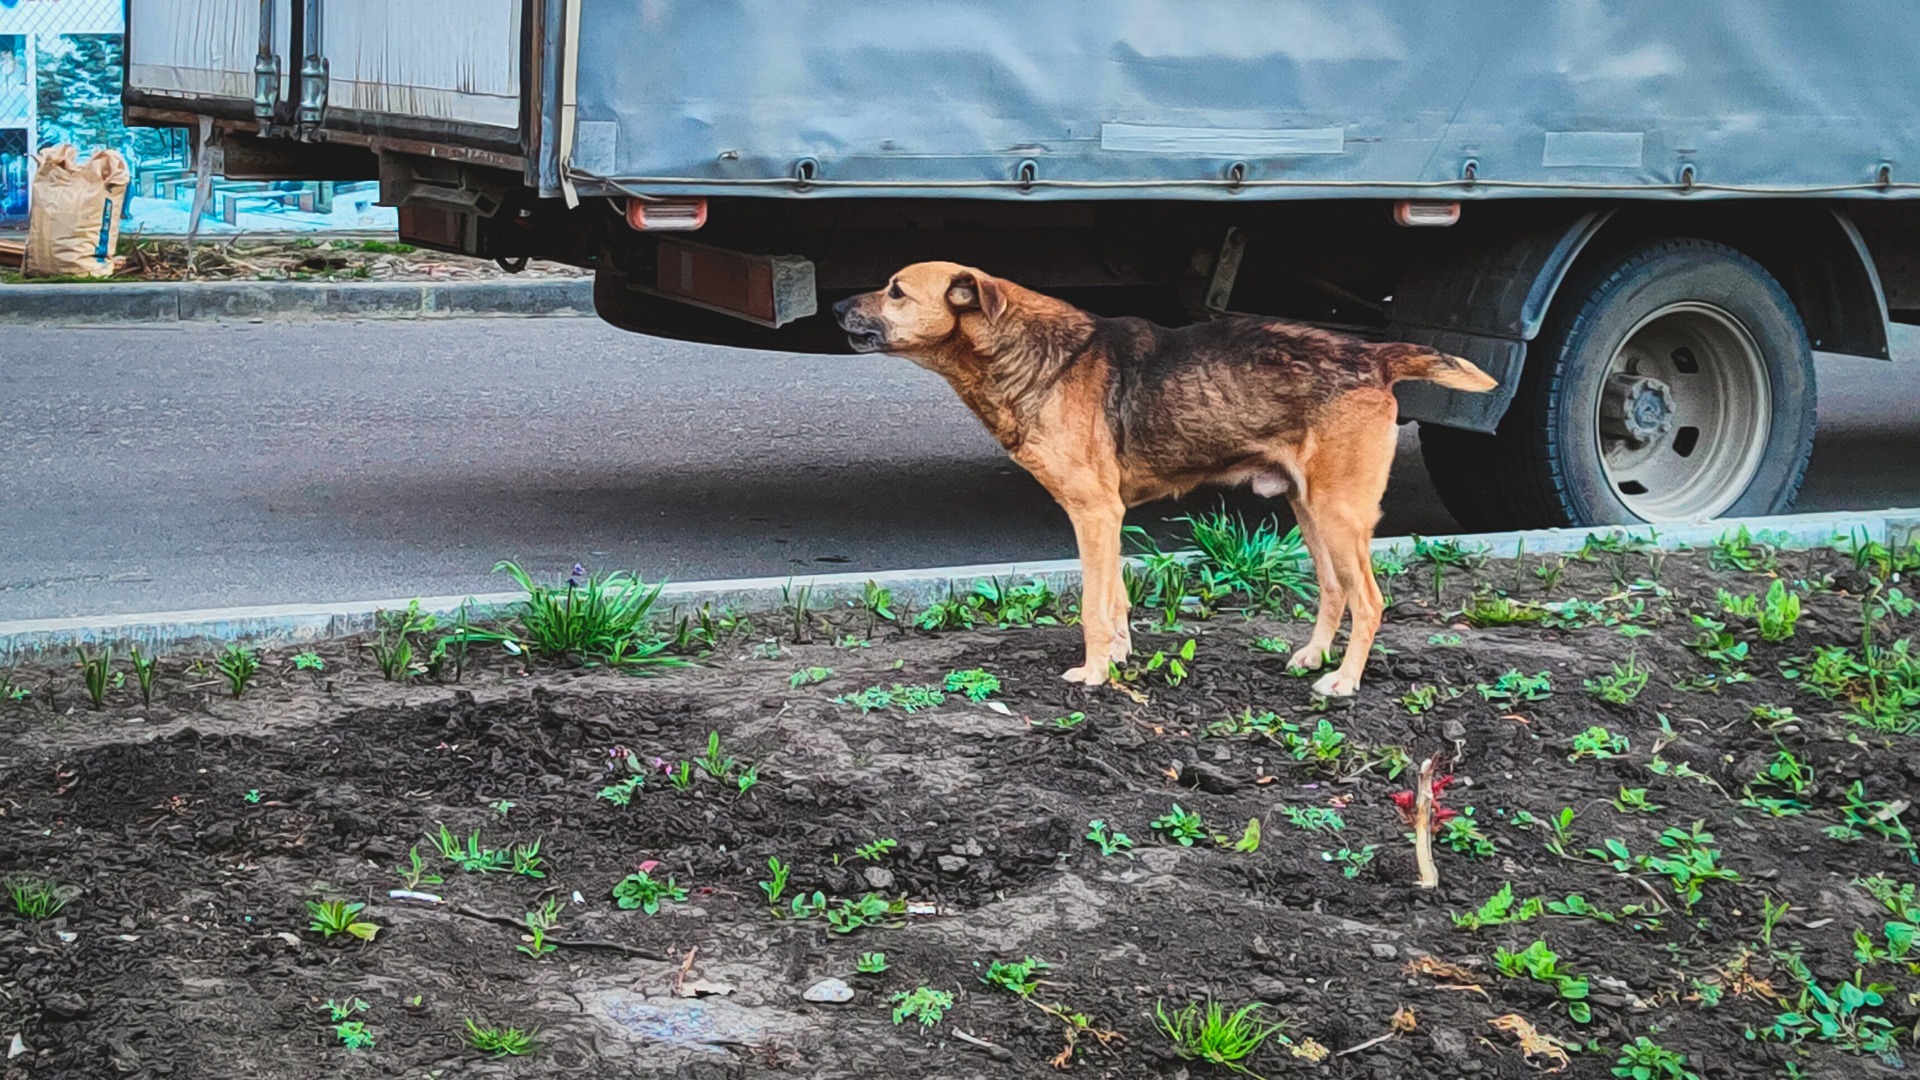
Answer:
1062;665;1109;687
1109;627;1132;663
1287;645;1328;671
1311;671;1359;698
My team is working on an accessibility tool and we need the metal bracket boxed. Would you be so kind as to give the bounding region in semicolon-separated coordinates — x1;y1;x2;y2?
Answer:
251;0;282;135
1180;227;1247;320
296;0;329;136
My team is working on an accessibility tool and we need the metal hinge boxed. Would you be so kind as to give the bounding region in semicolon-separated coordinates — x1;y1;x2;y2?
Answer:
296;0;329;136
251;0;281;134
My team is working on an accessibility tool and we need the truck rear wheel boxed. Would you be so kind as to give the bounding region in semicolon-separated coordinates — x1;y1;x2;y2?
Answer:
1419;238;1817;530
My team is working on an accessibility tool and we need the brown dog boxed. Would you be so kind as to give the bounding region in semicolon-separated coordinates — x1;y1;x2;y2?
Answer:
833;262;1496;696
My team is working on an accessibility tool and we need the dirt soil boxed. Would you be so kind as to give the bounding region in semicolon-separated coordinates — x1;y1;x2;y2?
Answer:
3;545;1918;1079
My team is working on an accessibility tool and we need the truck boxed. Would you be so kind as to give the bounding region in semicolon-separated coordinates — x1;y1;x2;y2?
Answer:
122;0;1920;531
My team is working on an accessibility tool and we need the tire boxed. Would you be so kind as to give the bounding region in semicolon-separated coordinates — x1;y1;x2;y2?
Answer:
1419;238;1817;530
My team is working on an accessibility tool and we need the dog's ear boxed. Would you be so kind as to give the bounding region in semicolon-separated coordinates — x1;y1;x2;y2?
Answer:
946;270;1008;323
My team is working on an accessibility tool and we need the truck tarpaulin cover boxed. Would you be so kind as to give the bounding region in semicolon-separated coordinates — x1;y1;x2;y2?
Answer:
569;0;1920;201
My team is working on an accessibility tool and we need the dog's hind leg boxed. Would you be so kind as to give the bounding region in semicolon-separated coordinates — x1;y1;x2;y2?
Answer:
1297;392;1398;697
1287;511;1346;672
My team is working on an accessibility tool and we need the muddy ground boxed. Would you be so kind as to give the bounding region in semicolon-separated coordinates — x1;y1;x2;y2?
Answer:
3;540;1918;1079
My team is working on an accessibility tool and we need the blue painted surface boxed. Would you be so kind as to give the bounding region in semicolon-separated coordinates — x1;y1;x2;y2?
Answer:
569;0;1920;201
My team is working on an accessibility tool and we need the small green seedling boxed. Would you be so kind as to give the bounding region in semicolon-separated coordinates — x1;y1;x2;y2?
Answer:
323;997;375;1051
430;824;510;873
243;789;264;804
6;876;73;920
1324;845;1378;879
1569;726;1630;761
891;986;954;1029
292;650;326;671
1494;940;1591;1023
1452;882;1544;930
789;666;833;688
517;898;562;959
306;899;379;942
216;644;259;698
1439;808;1495;858
1613;787;1663;814
1613;1036;1699;1080
825;893;897;935
944;667;1001;701
1151;804;1207;846
393;846;443;891
510;839;546;878
1281;806;1346;834
1156;998;1286;1074
76;645;114;709
759;857;790;904
128;644;157;705
1585;655;1650;705
1086;819;1135;857
463;1018;538;1057
856;952;889;974
1478;669;1553;703
852;838;897;862
979;955;1050;997
612;870;687;914
1050;711;1088;729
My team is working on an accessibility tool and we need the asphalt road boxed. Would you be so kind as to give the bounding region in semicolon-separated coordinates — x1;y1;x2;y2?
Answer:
3;318;1918;621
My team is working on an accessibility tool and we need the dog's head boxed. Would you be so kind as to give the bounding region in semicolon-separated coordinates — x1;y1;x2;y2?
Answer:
832;261;1009;355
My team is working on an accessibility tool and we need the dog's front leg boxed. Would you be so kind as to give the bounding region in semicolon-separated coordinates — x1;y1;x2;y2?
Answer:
1062;498;1125;685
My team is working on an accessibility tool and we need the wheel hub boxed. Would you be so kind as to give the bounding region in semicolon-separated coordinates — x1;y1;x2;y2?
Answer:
1599;373;1675;445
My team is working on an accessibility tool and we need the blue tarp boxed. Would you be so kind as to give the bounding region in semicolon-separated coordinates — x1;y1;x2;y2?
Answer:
569;0;1920;201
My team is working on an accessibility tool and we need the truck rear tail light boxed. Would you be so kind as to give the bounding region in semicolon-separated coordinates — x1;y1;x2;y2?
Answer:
652;237;817;328
1393;200;1461;227
627;197;708;231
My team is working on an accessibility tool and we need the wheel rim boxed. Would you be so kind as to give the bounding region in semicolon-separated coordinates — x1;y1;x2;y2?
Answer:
1592;301;1771;521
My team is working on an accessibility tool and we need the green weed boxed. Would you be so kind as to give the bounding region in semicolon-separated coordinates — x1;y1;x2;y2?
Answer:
306;899;379;942
1151;804;1207;846
1156;998;1286;1076
1452;882;1544;930
1585;655;1650;706
612;870;687;914
463;1018;538;1057
216;644;259;698
891;986;954;1029
1085;819;1135;857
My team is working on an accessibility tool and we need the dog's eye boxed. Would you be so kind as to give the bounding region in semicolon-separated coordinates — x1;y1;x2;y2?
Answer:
886;282;904;300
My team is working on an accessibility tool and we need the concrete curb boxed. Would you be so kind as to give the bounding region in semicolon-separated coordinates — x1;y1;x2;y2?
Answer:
0;277;594;324
2;507;1916;661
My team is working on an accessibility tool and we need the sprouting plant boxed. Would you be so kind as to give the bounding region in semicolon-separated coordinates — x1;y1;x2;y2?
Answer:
1569;725;1630;761
462;561;682;670
1429;632;1464;647
6;876;73;920
1253;636;1290;655
853;838;898;862
1585;655;1650;705
1462;591;1546;628
613;870;687;914
1399;683;1460;715
1825;782;1919;861
242;788;264;804
392;846;443;891
1452;882;1545;930
863;580;897;629
1439;807;1496;858
835;683;947;713
943;667;1001;701
891;986;954;1029
323;997;375;1051
598;774;645;806
1856;875;1917;922
292;650;326;671
789;666;833;689
1152;804;1207;846
1543;807;1578;857
1613;1036;1700;1080
1086;819;1135;857
463;1018;538;1057
306;899;380;942
697;730;738;780
511;839;546;879
759;857;789;905
1178;507;1316;605
1125;638;1198;687
735;764;761;794
1759;580;1803;642
1547;894;1621;924
1760;894;1791;948
1323;845;1378;879
1281;806;1346;834
1641;822;1742;910
789;891;828;919
1613;787;1663;814
430;824;510;873
76;645;114;709
370;600;436;681
857;951;889;973
827;893;899;935
1764;970;1902;1062
490;799;515;816
1156;998;1286;1075
1049;711;1088;729
1711;524;1778;573
1534;558;1568;592
1494;940;1592;1023
216;643;259;698
128;644;157;705
517;897;562;959
1687;614;1750;670
980;956;1051;997
1478;669;1553;703
668;761;695;791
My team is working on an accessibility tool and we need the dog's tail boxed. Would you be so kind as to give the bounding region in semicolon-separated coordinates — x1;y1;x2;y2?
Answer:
1374;344;1499;393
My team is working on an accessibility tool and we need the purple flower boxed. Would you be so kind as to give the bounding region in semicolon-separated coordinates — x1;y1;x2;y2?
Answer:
568;563;587;587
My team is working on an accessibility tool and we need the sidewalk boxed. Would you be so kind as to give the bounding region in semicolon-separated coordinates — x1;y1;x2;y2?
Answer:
0;276;594;323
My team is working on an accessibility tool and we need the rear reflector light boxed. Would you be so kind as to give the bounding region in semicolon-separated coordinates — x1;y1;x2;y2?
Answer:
652;238;817;328
1393;200;1461;227
627;197;708;231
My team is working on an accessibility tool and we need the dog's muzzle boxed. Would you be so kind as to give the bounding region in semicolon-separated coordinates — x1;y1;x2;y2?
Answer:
833;296;887;353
